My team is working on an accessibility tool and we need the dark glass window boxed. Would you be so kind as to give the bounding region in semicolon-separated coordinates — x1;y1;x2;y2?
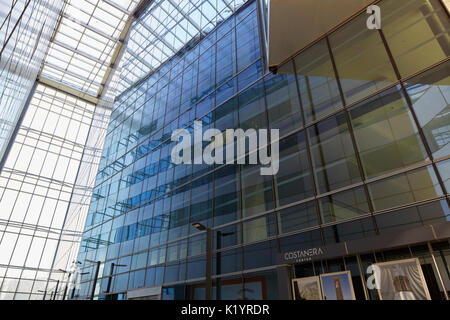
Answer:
375;207;423;234
180;61;198;112
168;184;190;241
376;199;449;233
416;200;450;225
162;285;185;300
308;112;361;194
216;30;236;86
189;173;213;234
214;96;238;133
238;60;262;91
215;79;237;107
213;165;240;226
241;164;274;217
275;132;314;207
148;245;166;266
322;217;376;244
166;239;187;262
404;61;450;159
350;86;428;179
113;273;129;292
242;213;276;244
213;247;242;275
295;39;342;124
329;12;397;105
154;266;164;285
265;62;303;136
238;80;267;130
436;160;450;191
277;201;319;234
380;0;450;78
187;256;206;280
188;233;206;257
214;223;240;250
236;11;260;72
368;165;444;212
165;74;182;123
128;270;145;290
244;270;279;300
278;229;323;253
164;262;184;284
243;240;278;270
319;186;370;224
198;46;216;101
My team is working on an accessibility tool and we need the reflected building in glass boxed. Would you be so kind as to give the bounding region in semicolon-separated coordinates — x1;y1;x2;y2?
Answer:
73;0;450;300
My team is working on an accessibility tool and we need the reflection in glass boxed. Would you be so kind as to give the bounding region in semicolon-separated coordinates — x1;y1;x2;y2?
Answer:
319;186;370;223
241;165;274;217
368;165;444;212
238;80;267;130
265;62;303;136
329;12;397;105
308;112;361;194
380;0;450;78
436;160;450;192
214;165;240;226
242;214;276;244
294;39;342;124
277;201;319;234
404;61;450;159
275;132;314;207
350;86;428;179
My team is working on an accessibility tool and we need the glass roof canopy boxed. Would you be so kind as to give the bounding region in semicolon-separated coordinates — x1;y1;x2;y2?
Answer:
39;0;140;99
117;0;248;94
37;0;250;100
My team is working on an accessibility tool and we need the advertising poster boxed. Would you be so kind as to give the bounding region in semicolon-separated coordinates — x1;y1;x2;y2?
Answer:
373;258;431;300
320;271;356;300
292;276;322;300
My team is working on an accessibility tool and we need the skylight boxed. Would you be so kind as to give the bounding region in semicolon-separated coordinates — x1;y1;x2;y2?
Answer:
39;0;140;98
117;0;248;94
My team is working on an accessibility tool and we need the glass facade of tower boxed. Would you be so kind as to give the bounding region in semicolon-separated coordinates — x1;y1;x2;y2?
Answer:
74;0;450;300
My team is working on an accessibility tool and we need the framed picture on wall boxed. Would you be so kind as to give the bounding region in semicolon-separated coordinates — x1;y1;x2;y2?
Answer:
292;276;322;300
372;258;431;300
320;271;356;300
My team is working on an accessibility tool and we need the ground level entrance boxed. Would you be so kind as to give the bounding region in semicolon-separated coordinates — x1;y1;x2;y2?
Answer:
291;241;450;300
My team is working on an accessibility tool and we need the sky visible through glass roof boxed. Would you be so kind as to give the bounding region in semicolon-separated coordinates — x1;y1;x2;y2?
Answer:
117;0;248;94
40;0;140;98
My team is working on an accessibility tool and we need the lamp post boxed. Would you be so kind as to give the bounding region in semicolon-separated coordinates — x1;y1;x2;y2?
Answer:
106;263;127;298
192;223;213;300
53;280;60;300
70;271;89;300
38;290;46;300
86;259;101;300
69;261;83;300
192;223;235;301
58;269;71;301
216;231;234;300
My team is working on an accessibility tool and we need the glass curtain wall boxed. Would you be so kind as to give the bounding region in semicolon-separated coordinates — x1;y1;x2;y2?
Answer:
0;0;63;167
75;0;450;300
0;84;95;300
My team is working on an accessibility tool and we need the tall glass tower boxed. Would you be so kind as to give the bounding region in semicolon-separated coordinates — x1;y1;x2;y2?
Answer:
73;0;450;300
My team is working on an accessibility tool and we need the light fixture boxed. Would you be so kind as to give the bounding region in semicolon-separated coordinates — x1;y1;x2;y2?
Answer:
192;222;207;231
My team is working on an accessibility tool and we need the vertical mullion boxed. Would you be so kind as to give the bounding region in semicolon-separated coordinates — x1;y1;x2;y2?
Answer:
291;58;325;244
378;28;450;204
325;36;379;235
